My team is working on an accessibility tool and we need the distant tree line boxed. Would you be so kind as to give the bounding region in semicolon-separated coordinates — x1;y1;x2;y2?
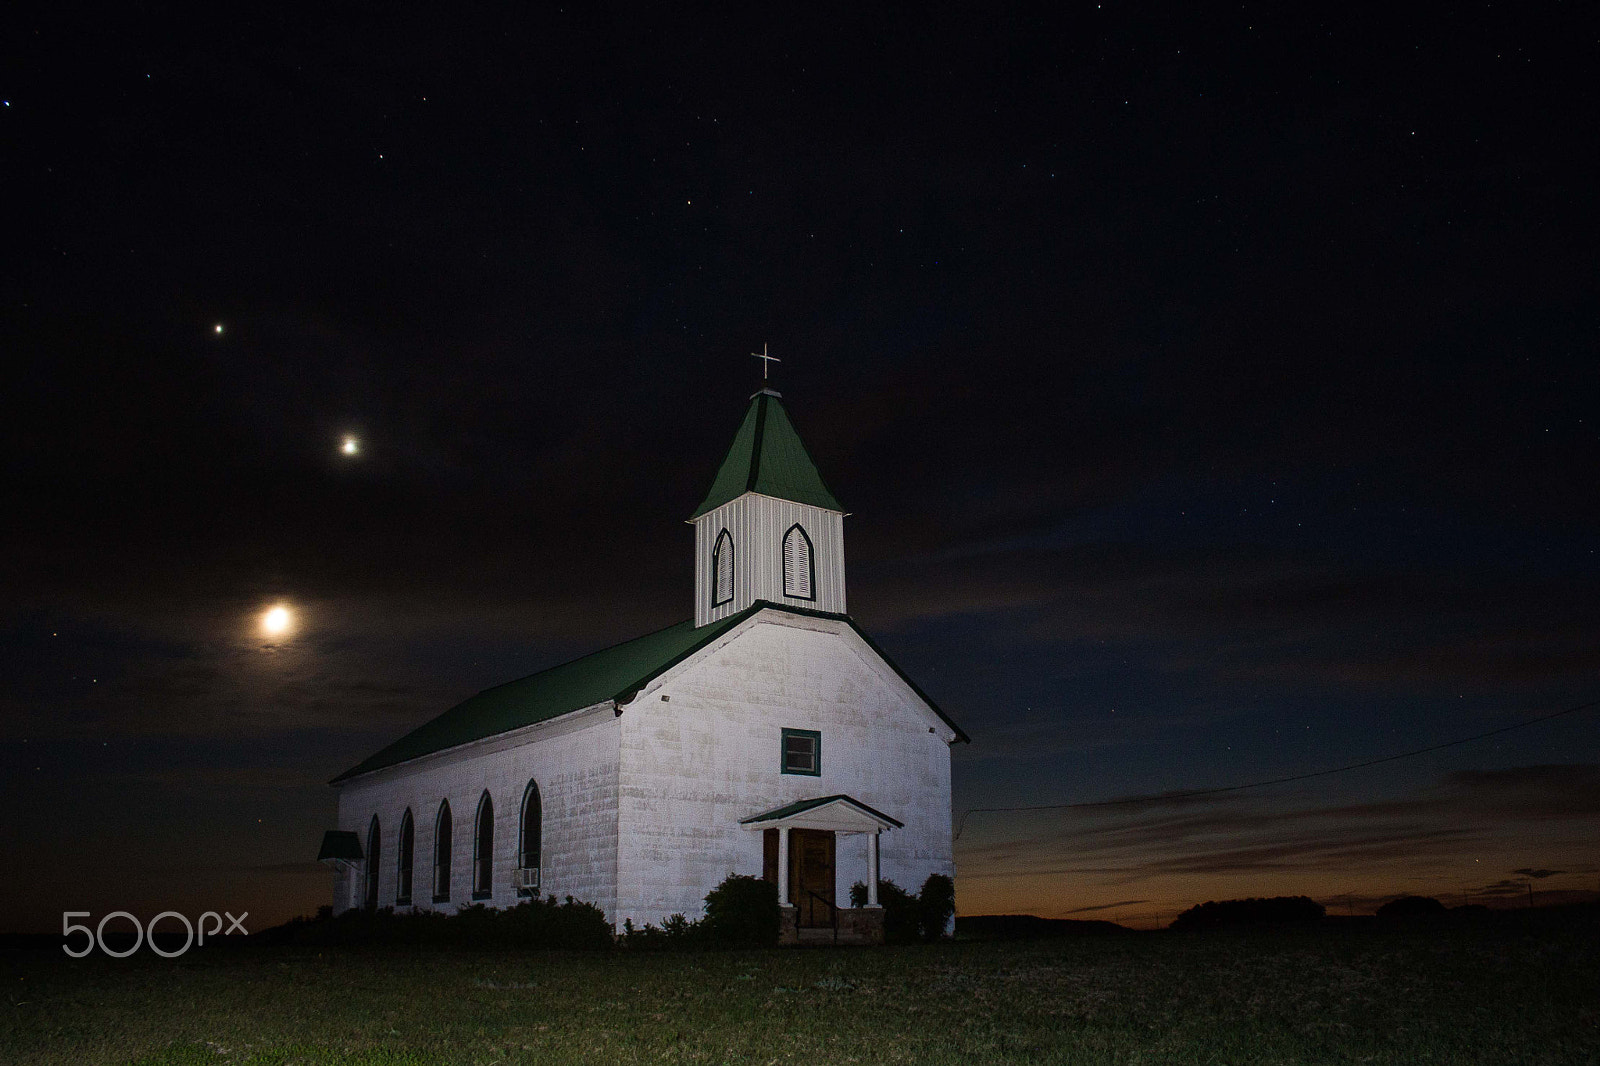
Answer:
1169;894;1494;931
1376;895;1448;919
1170;896;1325;931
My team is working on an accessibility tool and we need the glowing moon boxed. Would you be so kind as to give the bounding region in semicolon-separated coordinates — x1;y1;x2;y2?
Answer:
261;604;293;637
341;435;359;456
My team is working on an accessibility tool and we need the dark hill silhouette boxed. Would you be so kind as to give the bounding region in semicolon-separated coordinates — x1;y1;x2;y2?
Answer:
957;914;1131;940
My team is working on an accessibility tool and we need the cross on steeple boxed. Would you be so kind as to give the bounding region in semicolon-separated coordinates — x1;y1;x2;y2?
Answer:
751;343;781;381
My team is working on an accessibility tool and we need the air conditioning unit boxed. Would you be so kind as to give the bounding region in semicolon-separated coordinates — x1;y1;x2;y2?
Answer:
515;867;540;891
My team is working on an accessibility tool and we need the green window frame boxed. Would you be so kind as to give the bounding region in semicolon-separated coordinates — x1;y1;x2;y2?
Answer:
780;728;821;776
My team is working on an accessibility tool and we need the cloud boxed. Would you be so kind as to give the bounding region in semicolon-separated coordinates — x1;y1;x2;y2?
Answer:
1512;868;1564;880
1443;764;1600;819
1064;899;1149;914
858;534;1600;700
958;763;1600;890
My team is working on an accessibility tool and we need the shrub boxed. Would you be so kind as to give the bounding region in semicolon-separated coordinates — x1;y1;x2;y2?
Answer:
498;896;614;950
849;879;920;944
279;895;610;950
917;874;956;942
621;913;704;951
702;874;780;947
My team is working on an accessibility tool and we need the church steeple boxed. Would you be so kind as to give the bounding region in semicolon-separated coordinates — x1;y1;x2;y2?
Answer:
691;388;847;626
691;389;842;520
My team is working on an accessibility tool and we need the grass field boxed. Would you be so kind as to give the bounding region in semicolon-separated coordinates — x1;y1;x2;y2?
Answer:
4;910;1596;1065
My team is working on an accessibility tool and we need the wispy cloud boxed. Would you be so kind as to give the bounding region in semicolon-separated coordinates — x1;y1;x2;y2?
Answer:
1064;899;1149;914
959;763;1600;890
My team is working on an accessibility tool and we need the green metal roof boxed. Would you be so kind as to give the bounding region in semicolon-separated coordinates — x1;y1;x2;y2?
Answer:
739;794;904;828
332;601;968;785
691;390;843;519
331;608;754;783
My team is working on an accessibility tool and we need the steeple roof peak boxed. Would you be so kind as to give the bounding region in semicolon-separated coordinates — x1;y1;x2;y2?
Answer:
691;392;842;519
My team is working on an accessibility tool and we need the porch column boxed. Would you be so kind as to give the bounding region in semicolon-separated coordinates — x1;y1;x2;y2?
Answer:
777;825;791;906
866;830;881;907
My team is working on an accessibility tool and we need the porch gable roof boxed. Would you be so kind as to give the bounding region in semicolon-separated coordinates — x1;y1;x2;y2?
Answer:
739;794;904;832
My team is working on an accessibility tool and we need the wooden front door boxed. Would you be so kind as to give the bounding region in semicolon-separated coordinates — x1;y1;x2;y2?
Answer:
791;829;836;927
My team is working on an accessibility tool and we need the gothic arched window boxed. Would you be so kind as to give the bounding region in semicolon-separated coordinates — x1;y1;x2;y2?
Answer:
473;790;494;901
519;780;542;892
396;808;414;906
712;529;735;607
782;524;815;600
364;815;381;910
433;800;453;904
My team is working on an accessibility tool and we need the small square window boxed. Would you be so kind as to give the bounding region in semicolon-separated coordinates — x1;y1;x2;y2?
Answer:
781;728;821;776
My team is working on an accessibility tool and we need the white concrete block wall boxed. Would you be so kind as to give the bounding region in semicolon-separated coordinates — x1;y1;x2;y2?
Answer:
333;709;621;920
614;611;955;928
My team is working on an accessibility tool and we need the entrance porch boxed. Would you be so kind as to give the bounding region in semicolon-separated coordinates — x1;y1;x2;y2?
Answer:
740;794;904;946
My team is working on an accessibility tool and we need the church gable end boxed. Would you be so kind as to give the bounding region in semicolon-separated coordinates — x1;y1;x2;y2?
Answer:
611;608;957;929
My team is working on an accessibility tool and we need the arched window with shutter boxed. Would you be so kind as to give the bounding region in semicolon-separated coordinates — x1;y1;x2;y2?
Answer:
364;815;381;910
433;800;453;903
782;524;815;600
473;790;494;900
712;529;735;607
396;808;414;906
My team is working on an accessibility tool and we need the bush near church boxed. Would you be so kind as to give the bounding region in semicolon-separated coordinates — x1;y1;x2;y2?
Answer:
620;873;779;951
620;912;704;950
916;874;956;942
849;874;955;944
270;896;613;950
702;873;782;946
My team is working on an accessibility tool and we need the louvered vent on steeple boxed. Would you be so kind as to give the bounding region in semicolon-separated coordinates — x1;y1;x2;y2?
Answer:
782;524;814;599
713;530;734;606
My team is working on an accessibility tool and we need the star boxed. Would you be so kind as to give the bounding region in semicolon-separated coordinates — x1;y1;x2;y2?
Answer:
341;436;360;456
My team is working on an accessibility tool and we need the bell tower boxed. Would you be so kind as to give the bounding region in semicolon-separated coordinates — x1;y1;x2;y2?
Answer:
690;387;847;626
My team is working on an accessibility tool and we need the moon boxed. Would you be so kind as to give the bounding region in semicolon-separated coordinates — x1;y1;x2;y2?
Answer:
261;604;293;638
341;435;360;456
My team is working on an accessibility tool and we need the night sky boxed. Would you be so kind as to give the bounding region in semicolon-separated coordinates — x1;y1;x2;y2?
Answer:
3;5;1596;933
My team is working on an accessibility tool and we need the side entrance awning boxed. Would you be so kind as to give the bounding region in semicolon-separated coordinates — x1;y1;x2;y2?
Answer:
317;830;364;863
739;794;903;834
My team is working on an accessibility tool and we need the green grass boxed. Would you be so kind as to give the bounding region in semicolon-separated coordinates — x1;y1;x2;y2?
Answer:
4;914;1597;1065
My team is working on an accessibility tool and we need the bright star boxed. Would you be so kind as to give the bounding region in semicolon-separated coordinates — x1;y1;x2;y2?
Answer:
341;436;360;456
213;324;224;335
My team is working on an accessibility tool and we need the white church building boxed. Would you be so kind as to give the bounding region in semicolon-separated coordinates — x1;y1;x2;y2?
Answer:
318;384;968;940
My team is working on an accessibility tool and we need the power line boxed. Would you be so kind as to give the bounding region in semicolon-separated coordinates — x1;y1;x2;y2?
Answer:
953;695;1600;841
